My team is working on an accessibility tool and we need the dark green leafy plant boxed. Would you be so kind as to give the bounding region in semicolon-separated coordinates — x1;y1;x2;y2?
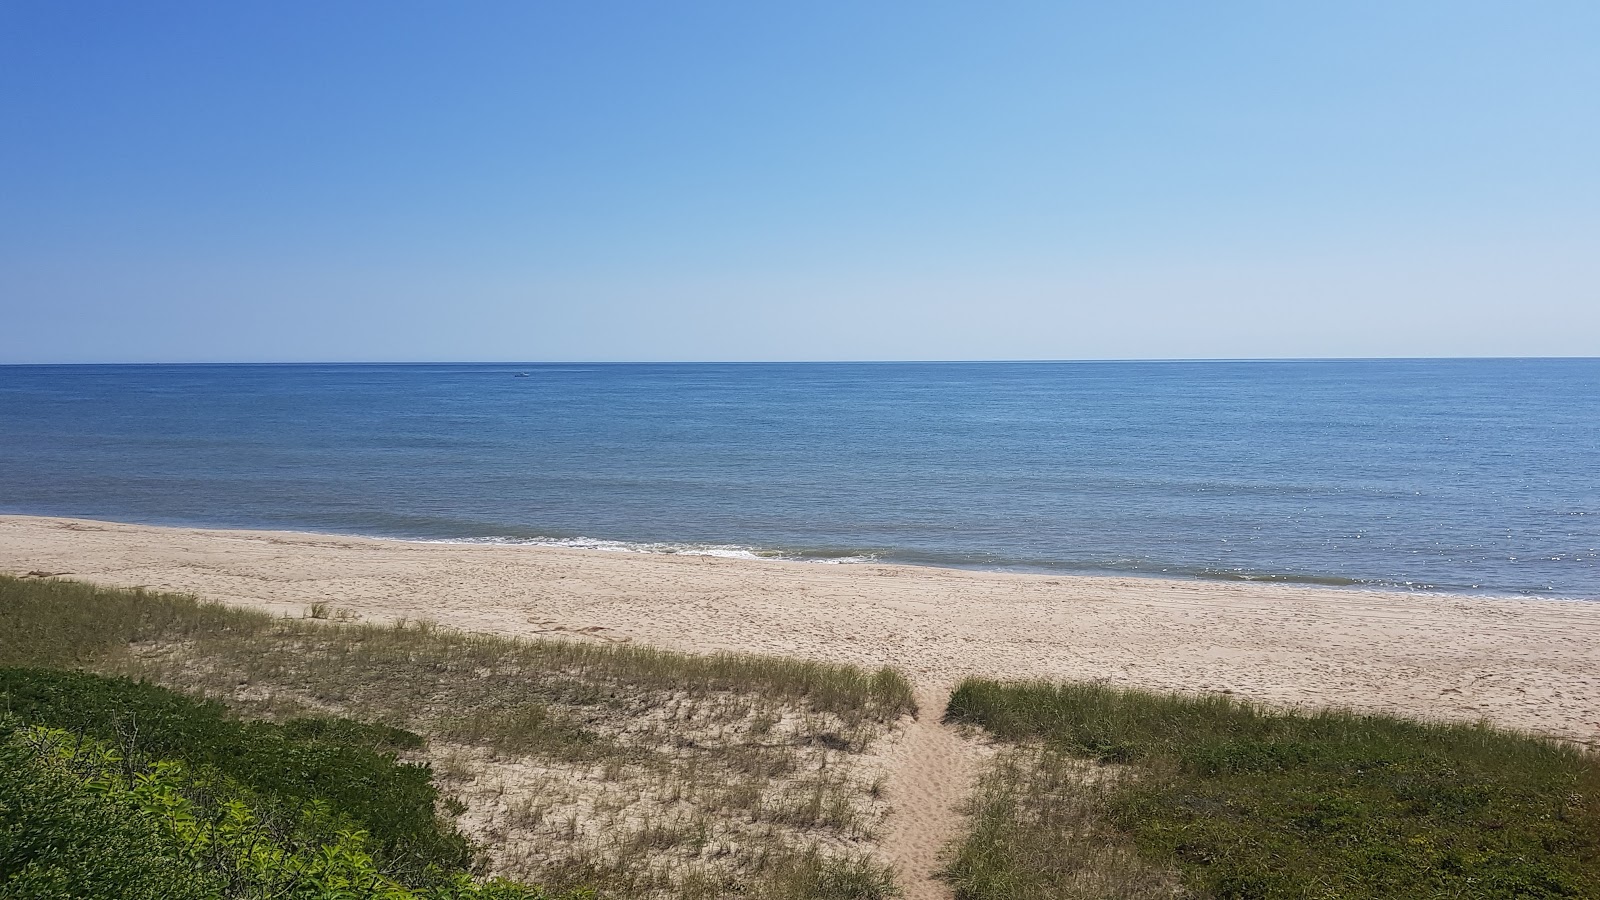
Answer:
0;700;583;899
0;668;467;885
0;730;218;900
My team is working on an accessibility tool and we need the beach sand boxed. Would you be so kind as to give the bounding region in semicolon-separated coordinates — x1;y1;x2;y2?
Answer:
4;514;1598;897
3;515;1596;744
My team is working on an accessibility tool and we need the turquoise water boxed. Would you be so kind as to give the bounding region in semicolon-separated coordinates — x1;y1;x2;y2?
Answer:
1;360;1596;597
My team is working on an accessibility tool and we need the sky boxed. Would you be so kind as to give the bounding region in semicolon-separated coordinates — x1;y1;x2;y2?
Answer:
2;2;1597;363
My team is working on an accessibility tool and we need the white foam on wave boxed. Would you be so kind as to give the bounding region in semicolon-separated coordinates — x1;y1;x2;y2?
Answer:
431;534;879;565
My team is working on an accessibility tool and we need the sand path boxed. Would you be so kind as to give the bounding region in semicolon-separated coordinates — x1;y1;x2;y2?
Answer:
4;515;1600;889
880;686;987;900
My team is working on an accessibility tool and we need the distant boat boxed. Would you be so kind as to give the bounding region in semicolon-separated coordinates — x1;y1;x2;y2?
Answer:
514;372;530;377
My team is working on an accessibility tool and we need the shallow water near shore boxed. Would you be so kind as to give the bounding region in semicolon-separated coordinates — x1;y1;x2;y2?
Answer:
1;359;1597;597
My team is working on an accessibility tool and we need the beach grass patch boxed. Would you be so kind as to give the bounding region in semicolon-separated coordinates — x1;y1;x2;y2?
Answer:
944;678;1600;900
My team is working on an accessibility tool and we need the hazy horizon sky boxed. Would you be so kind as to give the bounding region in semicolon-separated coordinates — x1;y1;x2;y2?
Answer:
3;2;1597;363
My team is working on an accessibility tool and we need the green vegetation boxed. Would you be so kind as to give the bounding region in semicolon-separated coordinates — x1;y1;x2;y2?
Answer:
0;574;910;899
944;678;1600;900
1;722;210;900
0;668;465;885
0;575;913;726
0;706;548;900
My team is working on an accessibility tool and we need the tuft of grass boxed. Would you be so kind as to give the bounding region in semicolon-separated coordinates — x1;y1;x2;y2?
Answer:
440;700;618;761
529;848;898;900
945;678;1600;900
746;851;900;900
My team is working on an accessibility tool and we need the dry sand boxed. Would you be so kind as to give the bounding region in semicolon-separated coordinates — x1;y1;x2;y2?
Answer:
4;514;1599;896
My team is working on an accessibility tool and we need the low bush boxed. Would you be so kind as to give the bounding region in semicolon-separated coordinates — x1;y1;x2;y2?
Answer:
0;715;574;899
0;667;467;885
0;729;216;900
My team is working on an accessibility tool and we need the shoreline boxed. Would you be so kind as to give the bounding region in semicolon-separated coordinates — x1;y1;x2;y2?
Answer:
415;533;1575;601
1;508;1581;603
2;513;1598;748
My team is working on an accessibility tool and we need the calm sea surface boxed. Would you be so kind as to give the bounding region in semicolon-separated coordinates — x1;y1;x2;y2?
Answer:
1;360;1596;598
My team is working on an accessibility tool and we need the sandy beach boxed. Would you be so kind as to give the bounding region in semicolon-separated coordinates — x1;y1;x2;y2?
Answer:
3;514;1597;747
7;513;1600;898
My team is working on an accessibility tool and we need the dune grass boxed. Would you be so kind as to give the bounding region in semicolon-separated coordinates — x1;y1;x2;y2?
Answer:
0;574;909;899
0;574;913;725
944;678;1600;900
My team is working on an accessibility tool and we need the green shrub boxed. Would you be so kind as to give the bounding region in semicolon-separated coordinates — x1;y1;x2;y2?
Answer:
1;717;576;899
0;729;218;900
0;668;468;886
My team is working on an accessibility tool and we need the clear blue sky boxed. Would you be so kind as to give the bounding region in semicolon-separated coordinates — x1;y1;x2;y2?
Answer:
3;2;1596;362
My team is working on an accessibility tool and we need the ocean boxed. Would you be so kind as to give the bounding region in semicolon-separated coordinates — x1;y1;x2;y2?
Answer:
1;359;1596;598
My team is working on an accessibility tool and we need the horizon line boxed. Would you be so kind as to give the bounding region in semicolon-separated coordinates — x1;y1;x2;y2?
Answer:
2;355;1598;367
